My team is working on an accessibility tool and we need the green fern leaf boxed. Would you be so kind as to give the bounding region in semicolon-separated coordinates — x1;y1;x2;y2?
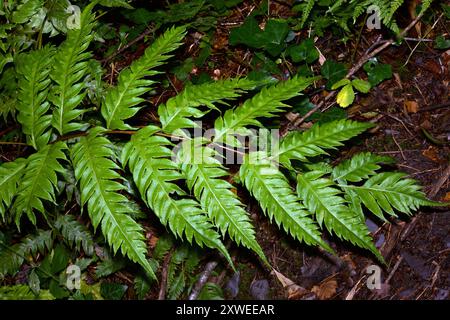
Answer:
12;142;67;227
179;141;268;265
101;26;186;130
0;157;27;220
296;170;384;263
16;45;55;149
159;78;256;133
339;172;440;220
332;152;394;182
240;152;333;253
50;3;96;135
54;214;94;256
300;0;316;28
70;128;156;280
121;126;233;267
275;120;373;167
213;76;318;144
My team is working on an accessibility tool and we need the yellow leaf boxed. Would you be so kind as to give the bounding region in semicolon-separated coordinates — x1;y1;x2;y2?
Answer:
336;84;355;108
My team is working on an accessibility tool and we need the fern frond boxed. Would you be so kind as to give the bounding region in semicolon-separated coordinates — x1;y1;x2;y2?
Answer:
16;45;55;150
275;120;373;167
101;26;186;130
300;0;316;28
240;152;332;253
0;158;27;220
54;214;94;256
0;285;54;300
296;170;384;263
179;140;268;265
332;152;393;182
339;172;439;220
70;128;156;280
0;229;53;278
12;142;67;227
159;78;256;133
213;76;318;144
50;3;96;135
121;126;233;267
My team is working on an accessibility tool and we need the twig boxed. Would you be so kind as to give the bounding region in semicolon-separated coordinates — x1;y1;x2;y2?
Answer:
158;249;174;300
0;141;27;146
188;261;218;300
101;26;154;65
429;163;450;199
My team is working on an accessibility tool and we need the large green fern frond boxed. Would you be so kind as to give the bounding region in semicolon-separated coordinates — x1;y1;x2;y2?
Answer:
159;78;256;133
339;172;439;221
121;126;233;267
0;157;27;220
15;45;55;150
275;120;373;167
178;140;268;265
213;76;318;144
50;3;96;135
240;152;332;253
101;26;186;130
70;128;156;280
12;142;67;227
296;169;384;263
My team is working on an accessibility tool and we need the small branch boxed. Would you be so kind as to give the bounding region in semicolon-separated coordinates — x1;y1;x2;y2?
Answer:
188;261;218;300
158;249;174;300
101;26;154;65
0;141;27;146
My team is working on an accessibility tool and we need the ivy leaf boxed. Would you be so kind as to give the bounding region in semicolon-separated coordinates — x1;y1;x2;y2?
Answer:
321;60;347;89
287;38;319;63
336;84;355;108
352;79;371;93
363;61;392;87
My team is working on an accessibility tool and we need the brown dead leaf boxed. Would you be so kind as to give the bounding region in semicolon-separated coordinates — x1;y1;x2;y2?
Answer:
404;100;419;113
422;146;440;162
311;279;338;300
272;269;308;299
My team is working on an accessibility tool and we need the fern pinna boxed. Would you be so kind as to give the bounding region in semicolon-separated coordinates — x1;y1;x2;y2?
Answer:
0;3;442;287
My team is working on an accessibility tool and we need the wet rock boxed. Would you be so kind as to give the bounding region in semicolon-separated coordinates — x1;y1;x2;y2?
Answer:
250;279;269;300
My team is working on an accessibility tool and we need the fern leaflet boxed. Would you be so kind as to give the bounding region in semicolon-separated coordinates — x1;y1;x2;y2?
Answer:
16;45;55;149
0;157;27;220
70;128;156;280
101;26;186;130
50;3;96;135
12;142;67;227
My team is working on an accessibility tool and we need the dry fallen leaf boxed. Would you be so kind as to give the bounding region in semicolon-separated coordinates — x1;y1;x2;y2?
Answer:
272;269;308;299
404;100;419;113
422;146;440;162
311;279;338;300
